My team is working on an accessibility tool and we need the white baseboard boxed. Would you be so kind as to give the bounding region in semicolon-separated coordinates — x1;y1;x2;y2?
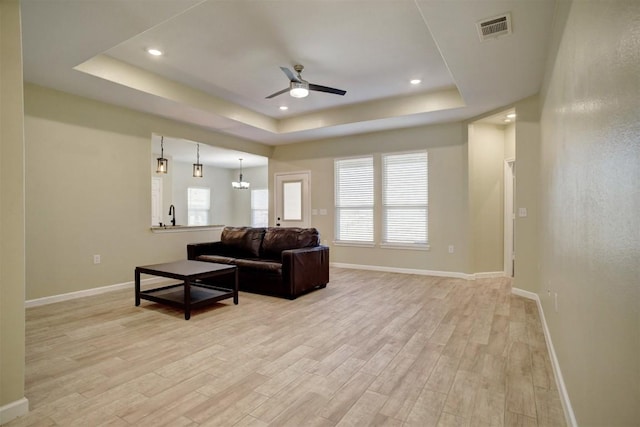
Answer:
331;263;508;281
0;397;29;424
511;287;539;300
511;287;577;427
25;277;166;308
330;262;475;280
474;271;506;279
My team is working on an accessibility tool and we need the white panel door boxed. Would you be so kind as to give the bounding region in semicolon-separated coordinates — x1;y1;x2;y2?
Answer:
274;171;310;228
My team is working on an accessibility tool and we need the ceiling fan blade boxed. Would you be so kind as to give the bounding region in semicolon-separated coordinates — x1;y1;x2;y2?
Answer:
309;83;347;96
280;66;300;82
265;87;290;99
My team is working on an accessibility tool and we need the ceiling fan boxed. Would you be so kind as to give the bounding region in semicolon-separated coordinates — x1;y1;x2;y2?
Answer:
266;64;347;99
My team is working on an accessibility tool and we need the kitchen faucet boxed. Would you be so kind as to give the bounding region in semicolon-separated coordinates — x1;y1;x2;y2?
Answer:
168;204;176;226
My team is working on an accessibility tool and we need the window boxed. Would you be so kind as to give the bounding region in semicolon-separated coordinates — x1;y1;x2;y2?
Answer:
187;187;210;226
282;181;302;221
251;189;269;227
334;157;374;243
382;151;428;246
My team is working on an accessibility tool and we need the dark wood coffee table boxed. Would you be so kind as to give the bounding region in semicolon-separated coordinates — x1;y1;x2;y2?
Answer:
135;260;238;320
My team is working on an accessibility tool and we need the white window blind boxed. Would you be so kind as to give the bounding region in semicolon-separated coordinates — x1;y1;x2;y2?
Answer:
187;187;210;226
251;189;269;227
335;157;374;242
382;151;428;246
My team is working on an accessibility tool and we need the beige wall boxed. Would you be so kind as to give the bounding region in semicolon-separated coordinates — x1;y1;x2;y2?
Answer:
504;122;515;160
468;123;505;273
24;84;270;300
513;96;541;293
0;0;27;416
271;123;472;274
538;0;639;424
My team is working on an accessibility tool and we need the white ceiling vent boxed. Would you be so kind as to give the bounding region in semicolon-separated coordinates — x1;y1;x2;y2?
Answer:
477;13;512;41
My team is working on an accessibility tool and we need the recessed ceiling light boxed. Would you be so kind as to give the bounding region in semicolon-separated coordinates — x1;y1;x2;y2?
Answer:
506;113;516;119
147;48;163;56
279;106;288;111
410;79;421;85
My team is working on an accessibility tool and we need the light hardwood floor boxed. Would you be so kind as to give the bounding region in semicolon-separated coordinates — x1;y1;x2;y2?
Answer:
7;268;565;426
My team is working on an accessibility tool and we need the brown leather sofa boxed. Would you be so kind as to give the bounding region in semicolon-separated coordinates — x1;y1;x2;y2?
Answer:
187;226;329;299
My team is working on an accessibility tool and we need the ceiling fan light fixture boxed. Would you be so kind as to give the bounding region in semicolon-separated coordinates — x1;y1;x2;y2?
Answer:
289;81;309;98
266;65;345;99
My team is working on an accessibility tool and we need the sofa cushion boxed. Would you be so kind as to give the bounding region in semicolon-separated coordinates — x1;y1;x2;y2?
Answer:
220;226;266;258
235;258;282;273
195;255;236;265
261;227;319;259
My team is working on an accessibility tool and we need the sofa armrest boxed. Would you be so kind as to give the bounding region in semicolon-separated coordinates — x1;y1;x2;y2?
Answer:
187;241;226;260
281;246;330;296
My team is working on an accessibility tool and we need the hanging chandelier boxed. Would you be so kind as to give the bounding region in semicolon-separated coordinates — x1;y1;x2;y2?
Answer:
231;158;250;189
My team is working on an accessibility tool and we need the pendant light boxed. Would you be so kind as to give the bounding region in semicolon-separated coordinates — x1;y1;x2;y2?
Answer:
232;158;250;189
192;143;203;178
156;136;168;174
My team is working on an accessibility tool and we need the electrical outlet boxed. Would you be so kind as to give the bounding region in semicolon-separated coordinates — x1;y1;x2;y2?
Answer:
93;254;101;264
448;245;455;253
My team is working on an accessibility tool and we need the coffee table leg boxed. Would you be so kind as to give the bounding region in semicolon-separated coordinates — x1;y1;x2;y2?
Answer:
233;268;239;305
135;269;141;306
184;279;191;320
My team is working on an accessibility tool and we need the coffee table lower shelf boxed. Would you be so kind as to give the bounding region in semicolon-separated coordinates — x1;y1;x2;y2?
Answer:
139;283;235;311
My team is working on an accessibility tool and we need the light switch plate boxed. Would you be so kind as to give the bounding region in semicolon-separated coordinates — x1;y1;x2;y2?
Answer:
518;207;528;217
